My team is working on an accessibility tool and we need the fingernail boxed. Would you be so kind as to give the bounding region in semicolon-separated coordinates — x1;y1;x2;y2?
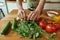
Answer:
17;17;20;21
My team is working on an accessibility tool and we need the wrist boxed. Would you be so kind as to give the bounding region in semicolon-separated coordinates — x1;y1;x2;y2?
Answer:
18;8;24;11
18;6;23;10
35;9;41;14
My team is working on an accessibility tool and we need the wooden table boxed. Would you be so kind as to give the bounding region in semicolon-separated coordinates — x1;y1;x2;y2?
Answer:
0;9;60;40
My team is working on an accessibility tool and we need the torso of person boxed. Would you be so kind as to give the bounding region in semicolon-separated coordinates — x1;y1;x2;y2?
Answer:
26;0;40;11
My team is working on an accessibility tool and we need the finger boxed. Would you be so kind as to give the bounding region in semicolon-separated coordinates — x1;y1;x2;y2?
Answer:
17;12;21;19
30;12;36;20
30;13;35;20
32;14;37;21
18;11;24;20
17;17;20;21
22;11;26;20
23;13;26;20
37;15;40;20
20;11;24;19
27;12;32;20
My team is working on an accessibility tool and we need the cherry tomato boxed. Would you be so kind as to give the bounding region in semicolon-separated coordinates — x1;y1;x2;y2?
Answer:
46;18;53;24
46;24;56;33
38;21;46;29
54;23;60;30
38;17;47;29
38;17;44;22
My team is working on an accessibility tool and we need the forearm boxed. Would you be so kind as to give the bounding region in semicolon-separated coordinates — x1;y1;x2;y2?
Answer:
36;0;46;12
16;0;23;10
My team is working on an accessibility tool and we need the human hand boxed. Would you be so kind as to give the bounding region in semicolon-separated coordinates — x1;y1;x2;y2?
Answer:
27;10;40;20
17;9;26;21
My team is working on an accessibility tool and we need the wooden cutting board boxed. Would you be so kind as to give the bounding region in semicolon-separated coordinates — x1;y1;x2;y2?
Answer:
0;9;60;40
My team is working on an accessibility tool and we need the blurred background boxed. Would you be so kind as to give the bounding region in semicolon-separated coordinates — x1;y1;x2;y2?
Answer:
0;0;60;19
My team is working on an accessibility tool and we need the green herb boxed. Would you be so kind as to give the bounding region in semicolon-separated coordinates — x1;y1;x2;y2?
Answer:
50;33;56;39
16;20;40;39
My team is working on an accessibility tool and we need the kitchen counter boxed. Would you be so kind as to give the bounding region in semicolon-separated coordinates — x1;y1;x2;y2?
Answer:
0;9;60;40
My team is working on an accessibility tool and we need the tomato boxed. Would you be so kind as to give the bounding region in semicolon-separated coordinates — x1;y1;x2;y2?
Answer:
46;24;56;33
54;23;60;30
38;21;46;29
38;17;44;22
47;19;52;23
38;17;47;29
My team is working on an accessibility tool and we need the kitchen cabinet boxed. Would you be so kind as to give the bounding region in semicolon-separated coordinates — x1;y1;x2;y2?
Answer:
0;0;8;19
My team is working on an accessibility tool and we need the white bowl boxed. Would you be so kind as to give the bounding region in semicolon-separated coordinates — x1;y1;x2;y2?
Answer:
47;11;58;17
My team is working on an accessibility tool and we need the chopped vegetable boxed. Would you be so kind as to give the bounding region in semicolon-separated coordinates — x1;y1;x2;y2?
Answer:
12;18;17;31
16;20;41;40
50;33;56;39
1;21;11;35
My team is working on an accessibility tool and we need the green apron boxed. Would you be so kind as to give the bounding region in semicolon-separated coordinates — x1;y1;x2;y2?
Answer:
27;0;40;10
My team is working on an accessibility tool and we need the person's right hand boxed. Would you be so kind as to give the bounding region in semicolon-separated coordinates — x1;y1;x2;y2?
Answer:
17;9;26;21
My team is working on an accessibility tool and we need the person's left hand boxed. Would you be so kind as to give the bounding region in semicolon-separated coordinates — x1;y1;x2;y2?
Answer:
27;11;40;20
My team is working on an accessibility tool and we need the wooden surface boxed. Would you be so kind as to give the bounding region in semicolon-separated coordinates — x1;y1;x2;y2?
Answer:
0;9;60;40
